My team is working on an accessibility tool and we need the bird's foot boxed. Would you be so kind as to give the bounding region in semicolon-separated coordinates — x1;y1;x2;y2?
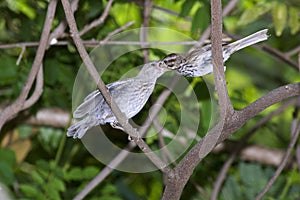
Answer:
110;121;124;131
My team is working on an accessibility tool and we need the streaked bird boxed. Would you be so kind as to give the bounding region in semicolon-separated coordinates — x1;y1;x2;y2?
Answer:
162;29;269;77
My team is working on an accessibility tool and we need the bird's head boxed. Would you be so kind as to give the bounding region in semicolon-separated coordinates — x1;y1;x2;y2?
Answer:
161;53;183;70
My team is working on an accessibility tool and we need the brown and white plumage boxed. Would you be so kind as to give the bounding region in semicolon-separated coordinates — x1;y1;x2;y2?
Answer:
162;29;269;77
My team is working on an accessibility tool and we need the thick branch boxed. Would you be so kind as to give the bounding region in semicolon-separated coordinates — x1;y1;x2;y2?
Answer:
220;83;300;141
162;82;300;200
211;0;233;118
211;99;297;200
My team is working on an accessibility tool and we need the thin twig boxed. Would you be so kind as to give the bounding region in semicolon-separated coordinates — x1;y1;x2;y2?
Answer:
78;0;114;36
72;143;136;200
285;45;300;57
0;0;57;131
262;45;298;71
49;0;80;42
153;119;176;164
102;21;135;42
222;0;240;17
255;120;300;200
60;0;170;174
0;40;199;50
140;0;153;63
16;45;26;65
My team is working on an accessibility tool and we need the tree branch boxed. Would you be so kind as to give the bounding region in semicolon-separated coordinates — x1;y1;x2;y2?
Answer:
221;83;300;141
22;65;44;110
0;0;57;131
60;0;171;174
162;82;300;199
78;0;114;36
49;0;79;43
211;0;234;118
140;0;152;63
197;0;240;46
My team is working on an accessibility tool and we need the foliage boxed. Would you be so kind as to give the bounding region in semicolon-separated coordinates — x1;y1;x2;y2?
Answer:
238;1;300;36
0;0;299;199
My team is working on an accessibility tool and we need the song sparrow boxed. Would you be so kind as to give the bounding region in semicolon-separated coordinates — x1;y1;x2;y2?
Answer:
162;29;269;77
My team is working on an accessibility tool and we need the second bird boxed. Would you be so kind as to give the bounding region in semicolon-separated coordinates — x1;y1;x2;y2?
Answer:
162;29;269;77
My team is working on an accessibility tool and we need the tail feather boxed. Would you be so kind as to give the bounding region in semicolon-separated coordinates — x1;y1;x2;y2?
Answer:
228;29;269;53
67;116;98;139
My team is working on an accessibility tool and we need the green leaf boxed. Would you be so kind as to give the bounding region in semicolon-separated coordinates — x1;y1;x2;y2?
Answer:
38;127;63;153
83;166;99;179
17;1;36;19
44;59;60;85
0;55;18;86
65;167;83;181
6;0;36;19
36;160;50;178
19;184;42;198
0;148;16;167
179;0;195;17
50;178;66;192
288;7;300;35
0;162;15;185
272;3;287;36
31;171;45;186
191;5;209;34
101;184;118;194
221;175;242;200
239;162;267;199
18;125;33;138
238;3;272;26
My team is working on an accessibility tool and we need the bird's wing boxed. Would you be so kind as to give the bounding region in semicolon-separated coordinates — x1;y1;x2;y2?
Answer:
73;78;132;118
73;90;103;118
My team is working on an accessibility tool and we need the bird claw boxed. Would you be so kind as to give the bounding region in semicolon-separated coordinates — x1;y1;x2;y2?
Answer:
110;122;124;131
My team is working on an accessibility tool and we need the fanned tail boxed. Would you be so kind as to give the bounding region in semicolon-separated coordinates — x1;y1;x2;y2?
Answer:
67;116;99;139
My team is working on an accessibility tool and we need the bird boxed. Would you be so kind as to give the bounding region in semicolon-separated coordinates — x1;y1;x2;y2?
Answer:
162;29;269;77
67;60;171;139
67;29;269;139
